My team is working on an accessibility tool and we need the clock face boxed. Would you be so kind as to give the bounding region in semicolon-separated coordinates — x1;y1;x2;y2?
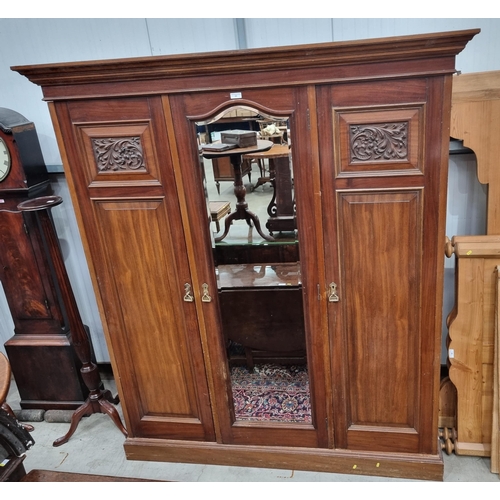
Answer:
0;137;11;182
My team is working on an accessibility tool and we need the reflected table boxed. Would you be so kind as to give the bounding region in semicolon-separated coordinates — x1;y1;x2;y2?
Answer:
242;144;296;234
202;140;274;242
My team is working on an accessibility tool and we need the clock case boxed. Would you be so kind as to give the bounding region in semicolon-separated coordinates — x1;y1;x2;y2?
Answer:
0;107;48;190
0;107;89;410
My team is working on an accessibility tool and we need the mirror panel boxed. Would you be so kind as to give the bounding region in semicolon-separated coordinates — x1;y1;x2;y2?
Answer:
195;106;311;423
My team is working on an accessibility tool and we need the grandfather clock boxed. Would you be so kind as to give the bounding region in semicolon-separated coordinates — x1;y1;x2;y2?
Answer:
0;107;88;410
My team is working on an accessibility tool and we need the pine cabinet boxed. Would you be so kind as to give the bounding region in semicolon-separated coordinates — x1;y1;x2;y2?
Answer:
13;28;478;480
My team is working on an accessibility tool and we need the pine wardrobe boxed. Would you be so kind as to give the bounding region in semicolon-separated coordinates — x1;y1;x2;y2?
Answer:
13;29;478;480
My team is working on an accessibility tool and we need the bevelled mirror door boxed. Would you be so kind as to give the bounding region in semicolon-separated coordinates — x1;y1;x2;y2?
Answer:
194;105;312;426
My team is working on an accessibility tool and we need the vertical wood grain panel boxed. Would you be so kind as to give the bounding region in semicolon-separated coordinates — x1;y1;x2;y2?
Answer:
95;199;197;417
338;190;421;427
449;259;486;445
493;266;500;473
447;240;500;456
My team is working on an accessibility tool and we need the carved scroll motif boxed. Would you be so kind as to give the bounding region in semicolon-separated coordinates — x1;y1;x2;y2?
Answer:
350;122;408;162
92;137;145;172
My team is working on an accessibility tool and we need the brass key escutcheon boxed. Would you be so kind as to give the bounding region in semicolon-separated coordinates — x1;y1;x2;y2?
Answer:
328;282;340;302
201;283;212;302
183;283;194;302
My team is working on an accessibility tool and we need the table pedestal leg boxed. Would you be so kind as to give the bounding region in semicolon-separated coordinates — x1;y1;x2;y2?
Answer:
214;153;274;243
53;389;126;447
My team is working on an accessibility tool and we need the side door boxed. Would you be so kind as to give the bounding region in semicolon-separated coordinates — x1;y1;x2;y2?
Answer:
51;96;215;441
317;77;447;455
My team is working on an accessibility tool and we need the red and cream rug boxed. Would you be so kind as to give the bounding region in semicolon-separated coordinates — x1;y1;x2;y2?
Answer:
230;363;311;423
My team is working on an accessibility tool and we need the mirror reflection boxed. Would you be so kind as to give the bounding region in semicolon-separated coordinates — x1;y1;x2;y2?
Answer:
196;106;311;424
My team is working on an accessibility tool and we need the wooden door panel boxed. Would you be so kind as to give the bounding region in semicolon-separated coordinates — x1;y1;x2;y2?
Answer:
94;200;197;417
89;199;213;439
55;98;215;441
170;88;326;448
338;191;422;447
318;78;446;454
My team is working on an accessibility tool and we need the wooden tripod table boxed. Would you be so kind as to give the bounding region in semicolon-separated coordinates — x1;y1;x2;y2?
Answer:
202;140;274;242
17;195;128;447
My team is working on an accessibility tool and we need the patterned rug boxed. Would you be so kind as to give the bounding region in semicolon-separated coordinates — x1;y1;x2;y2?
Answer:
231;363;311;423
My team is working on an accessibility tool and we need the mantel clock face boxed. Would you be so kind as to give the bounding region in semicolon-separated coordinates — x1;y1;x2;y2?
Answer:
0;136;11;182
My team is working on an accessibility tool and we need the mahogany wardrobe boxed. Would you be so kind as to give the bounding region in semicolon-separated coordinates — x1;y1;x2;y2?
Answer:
13;28;478;480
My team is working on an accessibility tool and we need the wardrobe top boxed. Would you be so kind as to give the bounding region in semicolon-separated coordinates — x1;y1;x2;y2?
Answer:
11;29;480;100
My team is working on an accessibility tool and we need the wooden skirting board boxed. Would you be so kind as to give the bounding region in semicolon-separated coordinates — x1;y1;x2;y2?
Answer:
124;438;444;482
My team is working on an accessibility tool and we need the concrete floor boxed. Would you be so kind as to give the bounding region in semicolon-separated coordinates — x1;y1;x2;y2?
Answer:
3;156;500;487
3;372;499;484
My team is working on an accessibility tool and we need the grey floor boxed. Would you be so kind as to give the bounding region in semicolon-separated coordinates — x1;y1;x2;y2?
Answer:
3;157;500;486
4;372;499;484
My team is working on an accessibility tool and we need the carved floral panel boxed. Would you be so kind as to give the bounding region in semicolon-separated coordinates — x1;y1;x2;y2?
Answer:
349;122;408;163
92;136;146;172
334;105;423;177
78;120;162;188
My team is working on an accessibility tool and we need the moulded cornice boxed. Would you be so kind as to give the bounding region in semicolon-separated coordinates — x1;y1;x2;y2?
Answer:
12;29;480;88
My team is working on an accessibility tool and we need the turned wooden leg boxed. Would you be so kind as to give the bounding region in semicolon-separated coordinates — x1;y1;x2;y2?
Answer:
53;399;94;447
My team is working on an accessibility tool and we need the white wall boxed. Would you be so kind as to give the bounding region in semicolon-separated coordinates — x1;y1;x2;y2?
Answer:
3;19;499;169
443;153;487;359
0;18;240;170
0;18;498;361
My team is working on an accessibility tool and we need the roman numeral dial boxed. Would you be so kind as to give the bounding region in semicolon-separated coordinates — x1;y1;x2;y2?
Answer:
0;137;11;182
